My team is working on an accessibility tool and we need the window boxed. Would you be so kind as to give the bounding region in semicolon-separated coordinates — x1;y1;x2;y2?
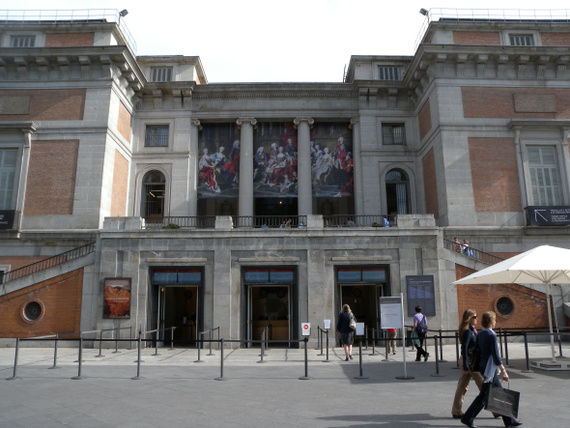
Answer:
382;124;406;145
528;146;562;206
151;67;173;82
145;125;169;147
509;34;534;46
11;35;36;47
0;149;18;210
386;169;410;215
142;170;166;220
496;297;514;317
378;66;401;81
23;301;43;321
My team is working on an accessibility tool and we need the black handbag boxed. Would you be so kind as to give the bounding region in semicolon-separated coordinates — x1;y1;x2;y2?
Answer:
485;382;520;419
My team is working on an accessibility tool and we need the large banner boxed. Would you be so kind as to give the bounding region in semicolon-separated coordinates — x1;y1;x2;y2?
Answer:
198;124;240;198
103;278;131;319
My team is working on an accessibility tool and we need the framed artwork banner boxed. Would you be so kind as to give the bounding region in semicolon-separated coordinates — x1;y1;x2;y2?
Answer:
103;278;131;319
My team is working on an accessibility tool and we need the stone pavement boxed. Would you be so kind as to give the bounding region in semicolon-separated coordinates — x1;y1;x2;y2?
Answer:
0;339;568;427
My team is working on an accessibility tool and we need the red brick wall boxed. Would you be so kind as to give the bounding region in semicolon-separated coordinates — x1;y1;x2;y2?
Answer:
45;32;95;47
24;140;79;215
422;147;439;219
418;99;432;140
462;87;570;119
0;89;86;121
111;150;129;217
0;269;84;337
0;256;50;272
468;137;522;212
117;101;132;143
540;32;570;46
453;31;501;45
456;264;549;329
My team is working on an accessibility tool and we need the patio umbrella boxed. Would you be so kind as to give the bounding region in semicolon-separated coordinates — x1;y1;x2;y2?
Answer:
453;245;570;362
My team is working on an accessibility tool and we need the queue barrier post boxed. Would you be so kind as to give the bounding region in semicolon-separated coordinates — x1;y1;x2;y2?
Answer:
72;335;85;380
354;337;368;380
132;329;143;380
49;333;60;370
430;335;444;378
299;337;314;380
215;338;226;381
6;337;20;380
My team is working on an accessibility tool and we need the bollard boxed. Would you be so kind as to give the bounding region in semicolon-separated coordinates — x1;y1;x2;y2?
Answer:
6;337;20;380
299;337;314;380
132;329;143;380
215;338;226;381
49;334;60;370
430;335;445;377
72;336;85;380
354;337;369;379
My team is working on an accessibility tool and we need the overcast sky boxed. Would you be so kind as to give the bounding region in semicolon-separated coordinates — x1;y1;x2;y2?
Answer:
10;0;570;83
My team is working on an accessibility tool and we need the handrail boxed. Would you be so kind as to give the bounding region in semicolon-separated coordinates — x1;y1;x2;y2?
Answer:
143;216;216;229
232;215;308;228
443;238;505;265
323;214;395;228
1;242;96;284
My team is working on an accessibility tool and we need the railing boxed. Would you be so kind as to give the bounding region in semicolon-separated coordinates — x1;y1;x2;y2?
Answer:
0;9;137;53
1;242;96;284
443;238;505;265
232;215;307;228
323;214;394;228
143;216;216;229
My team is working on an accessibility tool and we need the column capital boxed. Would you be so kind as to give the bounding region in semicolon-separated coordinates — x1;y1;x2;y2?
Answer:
236;117;257;127
293;117;314;127
191;118;202;130
349;117;360;129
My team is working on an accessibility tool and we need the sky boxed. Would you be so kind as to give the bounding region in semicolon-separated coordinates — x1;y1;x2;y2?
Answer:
9;0;570;83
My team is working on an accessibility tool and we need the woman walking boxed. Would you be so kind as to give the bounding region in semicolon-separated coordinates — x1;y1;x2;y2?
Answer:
461;311;522;428
413;305;429;362
336;304;355;361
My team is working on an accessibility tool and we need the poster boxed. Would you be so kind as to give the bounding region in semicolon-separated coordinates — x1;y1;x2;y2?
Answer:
103;278;131;319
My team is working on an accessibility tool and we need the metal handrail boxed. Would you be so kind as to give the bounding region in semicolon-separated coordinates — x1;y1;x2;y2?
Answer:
1;242;96;284
232;215;308;228
443;238;505;265
143;216;216;229
323;214;395;228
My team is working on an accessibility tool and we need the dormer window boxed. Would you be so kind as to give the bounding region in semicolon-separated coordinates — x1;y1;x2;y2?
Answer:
11;35;36;47
509;34;534;46
151;67;173;82
378;66;401;81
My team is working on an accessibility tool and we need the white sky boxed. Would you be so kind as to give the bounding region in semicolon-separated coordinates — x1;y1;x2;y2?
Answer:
10;0;570;83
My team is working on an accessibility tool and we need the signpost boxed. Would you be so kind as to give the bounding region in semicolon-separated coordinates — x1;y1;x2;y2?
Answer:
380;293;414;380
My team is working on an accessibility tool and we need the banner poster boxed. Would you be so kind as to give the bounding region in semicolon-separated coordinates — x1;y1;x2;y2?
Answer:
103;278;131;319
198;123;240;198
311;123;353;197
253;122;298;197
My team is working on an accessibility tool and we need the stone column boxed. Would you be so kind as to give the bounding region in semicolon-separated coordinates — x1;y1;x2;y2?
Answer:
236;117;256;218
15;126;36;229
294;117;314;216
350;118;363;216
189;119;201;217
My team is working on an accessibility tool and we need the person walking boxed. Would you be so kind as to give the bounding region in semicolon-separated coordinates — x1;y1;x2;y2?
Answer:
387;328;397;355
336;304;355;361
461;311;522;428
413;305;429;362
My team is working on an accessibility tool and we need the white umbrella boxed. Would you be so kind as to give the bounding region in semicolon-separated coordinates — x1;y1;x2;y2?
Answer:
453;245;570;362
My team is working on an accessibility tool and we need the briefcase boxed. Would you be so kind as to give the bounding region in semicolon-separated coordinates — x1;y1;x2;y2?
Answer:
485;383;520;419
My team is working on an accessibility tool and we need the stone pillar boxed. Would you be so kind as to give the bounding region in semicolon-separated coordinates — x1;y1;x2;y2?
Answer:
15;126;36;229
350;118;363;216
236;117;256;218
294;117;314;216
189;119;201;217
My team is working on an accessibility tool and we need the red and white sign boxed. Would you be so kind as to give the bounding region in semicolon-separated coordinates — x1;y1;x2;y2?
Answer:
301;322;311;336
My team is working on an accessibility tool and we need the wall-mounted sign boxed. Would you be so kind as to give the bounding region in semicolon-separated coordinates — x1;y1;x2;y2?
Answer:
0;210;15;230
526;206;570;226
103;278;131;318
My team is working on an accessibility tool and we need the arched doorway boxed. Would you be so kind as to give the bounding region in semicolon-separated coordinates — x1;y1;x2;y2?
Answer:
142;170;166;222
385;168;409;216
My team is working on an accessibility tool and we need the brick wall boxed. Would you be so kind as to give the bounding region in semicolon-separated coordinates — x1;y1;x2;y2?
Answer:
462;87;570;119
45;32;95;47
117;101;132;143
456;264;549;329
418;99;432;140
24;140;79;215
0;256;50;272
468;137;522;212
540;32;570;46
422;147;439;219
0;269;83;337
453;31;501;45
0;89;86;121
111;150;129;217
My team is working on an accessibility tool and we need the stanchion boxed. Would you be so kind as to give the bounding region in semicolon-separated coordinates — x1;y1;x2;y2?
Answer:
96;330;104;358
324;329;330;362
153;330;160;356
354;338;369;380
430;335;445;378
170;327;176;350
6;337;20;380
113;326;120;353
72;336;85;380
49;333;60;369
522;332;533;373
215;338;226;381
438;329;447;362
132;329;143;380
504;332;509;366
258;330;266;363
299;337;314;380
370;328;377;356
194;333;204;363
452;331;460;369
208;329;214;356
317;327;324;356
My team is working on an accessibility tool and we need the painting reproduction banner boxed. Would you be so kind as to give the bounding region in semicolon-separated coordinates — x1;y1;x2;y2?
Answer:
103;278;131;319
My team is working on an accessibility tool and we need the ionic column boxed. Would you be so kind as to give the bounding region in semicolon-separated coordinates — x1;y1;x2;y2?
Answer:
350;118;363;216
189;119;201;216
236;117;256;217
294;117;314;216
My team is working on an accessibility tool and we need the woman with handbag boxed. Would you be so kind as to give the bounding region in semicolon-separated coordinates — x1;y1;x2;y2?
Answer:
336;304;355;361
461;311;522;428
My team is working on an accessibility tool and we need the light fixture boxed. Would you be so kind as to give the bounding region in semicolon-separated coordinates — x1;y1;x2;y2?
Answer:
119;9;129;17
419;8;428;16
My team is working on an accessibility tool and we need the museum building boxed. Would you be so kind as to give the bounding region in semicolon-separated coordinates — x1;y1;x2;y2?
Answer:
0;9;569;347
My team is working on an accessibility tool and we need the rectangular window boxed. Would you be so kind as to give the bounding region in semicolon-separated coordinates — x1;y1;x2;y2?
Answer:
528;146;562;206
509;34;534;46
378;66;401;81
145;125;169;147
11;35;36;47
382;124;406;145
151;67;173;82
0;149;18;210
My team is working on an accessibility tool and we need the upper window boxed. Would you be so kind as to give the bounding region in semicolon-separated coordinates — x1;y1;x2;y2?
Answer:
378;66;401;81
11;35;36;47
509;34;534;46
382;124;406;145
528;146;562;206
145;125;169;147
0;149;18;210
151;67;173;82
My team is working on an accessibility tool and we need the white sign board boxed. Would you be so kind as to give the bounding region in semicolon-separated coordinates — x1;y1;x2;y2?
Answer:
301;322;311;336
380;296;403;329
355;322;365;336
324;319;331;330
